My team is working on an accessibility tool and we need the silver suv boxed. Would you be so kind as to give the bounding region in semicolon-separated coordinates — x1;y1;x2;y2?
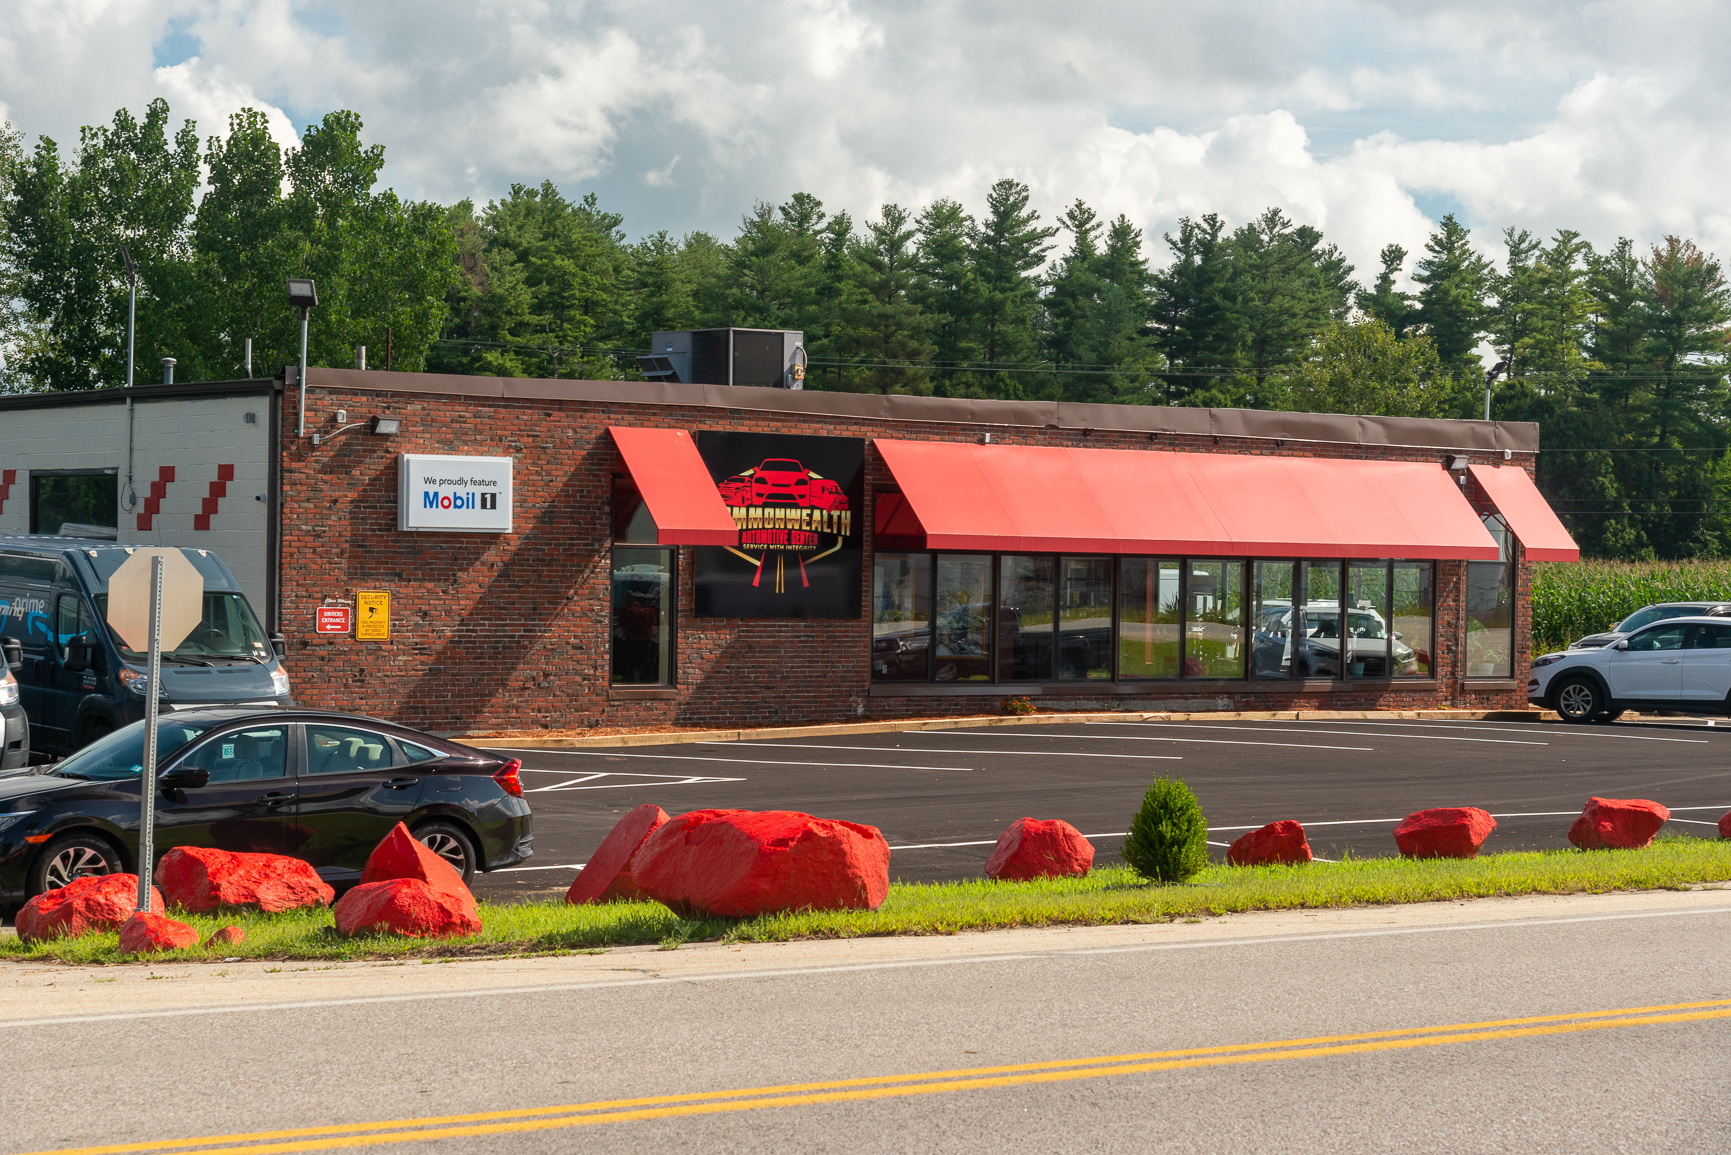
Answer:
1569;602;1731;649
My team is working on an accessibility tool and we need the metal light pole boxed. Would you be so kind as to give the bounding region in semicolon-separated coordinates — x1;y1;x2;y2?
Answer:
120;246;137;389
1483;359;1509;422
287;278;318;437
136;555;164;913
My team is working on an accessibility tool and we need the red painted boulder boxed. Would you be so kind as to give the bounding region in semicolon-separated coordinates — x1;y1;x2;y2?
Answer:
1228;820;1313;866
1393;807;1497;859
1569;797;1670;850
1719;810;1731;839
333;878;484;938
205;926;246;948
16;874;162;943
117;910;199;954
984;818;1094;880
631;809;891;918
334;823;481;937
157;846;334;914
566;804;670;904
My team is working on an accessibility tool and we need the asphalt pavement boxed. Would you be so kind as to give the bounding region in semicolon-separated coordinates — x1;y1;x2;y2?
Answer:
3;890;1727;1153
470;716;1731;903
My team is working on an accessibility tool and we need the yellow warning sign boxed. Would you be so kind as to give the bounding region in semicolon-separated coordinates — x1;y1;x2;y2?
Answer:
355;590;391;641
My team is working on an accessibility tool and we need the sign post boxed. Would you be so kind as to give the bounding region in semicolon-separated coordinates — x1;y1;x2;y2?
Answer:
103;549;205;912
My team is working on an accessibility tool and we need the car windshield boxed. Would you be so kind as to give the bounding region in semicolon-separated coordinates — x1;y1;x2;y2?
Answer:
93;591;269;663
760;460;802;471
1617;606;1693;633
49;717;215;781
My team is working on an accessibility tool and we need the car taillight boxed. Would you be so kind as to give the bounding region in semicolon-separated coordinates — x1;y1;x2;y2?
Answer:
493;758;523;797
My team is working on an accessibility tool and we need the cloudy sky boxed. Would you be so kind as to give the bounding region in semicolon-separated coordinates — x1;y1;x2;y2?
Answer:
2;0;1726;281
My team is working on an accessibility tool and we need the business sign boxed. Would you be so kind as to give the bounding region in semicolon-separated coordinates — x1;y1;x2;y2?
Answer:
693;432;863;618
356;590;390;640
315;606;352;634
398;454;513;533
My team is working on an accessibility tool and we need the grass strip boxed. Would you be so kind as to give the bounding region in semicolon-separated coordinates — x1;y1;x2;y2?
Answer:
5;835;1729;965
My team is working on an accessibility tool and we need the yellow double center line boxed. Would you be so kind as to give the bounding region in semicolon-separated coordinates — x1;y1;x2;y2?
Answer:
22;998;1731;1155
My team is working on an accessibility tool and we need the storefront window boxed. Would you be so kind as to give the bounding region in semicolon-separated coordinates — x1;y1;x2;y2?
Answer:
935;554;993;681
1466;515;1514;677
1250;561;1295;679
1345;561;1392;677
611;478;674;686
1186;560;1245;678
998;555;1054;681
1118;559;1182;679
871;553;930;682
1058;557;1113;680
1294;560;1342;679
1392;562;1434;676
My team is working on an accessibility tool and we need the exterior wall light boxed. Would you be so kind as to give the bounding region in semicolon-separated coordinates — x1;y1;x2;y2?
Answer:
311;414;399;447
287;277;317;438
372;417;401;435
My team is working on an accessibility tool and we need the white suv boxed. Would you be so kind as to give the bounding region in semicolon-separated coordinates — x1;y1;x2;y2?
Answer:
1529;616;1731;722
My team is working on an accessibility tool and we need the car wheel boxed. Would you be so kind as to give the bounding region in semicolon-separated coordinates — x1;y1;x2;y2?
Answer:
412;821;477;884
29;832;124;896
1554;677;1602;724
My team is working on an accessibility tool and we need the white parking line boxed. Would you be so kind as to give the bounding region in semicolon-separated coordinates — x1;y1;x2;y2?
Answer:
716;741;1180;761
1335;720;1710;744
508;749;972;772
531;774;746;792
920;729;1373;753
1090;721;1546;746
495;862;587;872
888;832;1129;850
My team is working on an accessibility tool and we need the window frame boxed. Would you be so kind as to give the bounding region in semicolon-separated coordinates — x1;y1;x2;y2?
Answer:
610;475;678;688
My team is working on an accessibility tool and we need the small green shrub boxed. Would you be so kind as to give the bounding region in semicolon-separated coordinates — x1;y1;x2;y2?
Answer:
1003;695;1036;716
1122;776;1209;883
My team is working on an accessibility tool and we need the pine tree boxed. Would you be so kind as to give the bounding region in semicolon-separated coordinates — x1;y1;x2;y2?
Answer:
835;203;935;394
1412;213;1493;377
966;179;1056;399
1151;213;1239;404
1357;244;1417;337
912;198;977;396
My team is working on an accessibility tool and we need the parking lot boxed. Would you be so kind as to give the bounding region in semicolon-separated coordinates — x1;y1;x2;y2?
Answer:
468;716;1731;902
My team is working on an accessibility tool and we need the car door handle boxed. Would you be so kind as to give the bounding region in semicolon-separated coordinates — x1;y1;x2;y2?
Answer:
258;791;292;806
384;777;419;790
1662;659;1681;664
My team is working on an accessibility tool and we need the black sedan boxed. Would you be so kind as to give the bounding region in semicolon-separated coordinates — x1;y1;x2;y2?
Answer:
0;708;533;909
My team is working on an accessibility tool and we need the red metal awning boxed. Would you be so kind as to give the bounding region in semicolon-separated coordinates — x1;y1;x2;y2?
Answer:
607;427;738;546
873;439;1500;559
1468;463;1579;562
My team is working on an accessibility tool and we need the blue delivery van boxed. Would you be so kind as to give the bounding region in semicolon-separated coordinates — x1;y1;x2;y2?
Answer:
0;536;290;759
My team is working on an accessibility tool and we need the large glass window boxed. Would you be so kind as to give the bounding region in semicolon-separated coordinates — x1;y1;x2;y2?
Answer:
1294;560;1342;679
935;554;992;681
1118;559;1181;680
1392;562;1434;676
998;555;1054;681
30;470;117;536
1186;560;1245;678
611;477;675;686
1466;514;1514;678
871;553;930;682
1058;557;1113;680
1345;561;1392;678
1250;561;1295;679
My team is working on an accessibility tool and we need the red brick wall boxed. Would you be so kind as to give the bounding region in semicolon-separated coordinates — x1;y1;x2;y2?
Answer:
279;386;1534;732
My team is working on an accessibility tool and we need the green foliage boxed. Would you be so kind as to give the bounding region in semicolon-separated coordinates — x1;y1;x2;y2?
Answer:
1121;776;1210;883
1283;317;1467;418
1531;559;1731;653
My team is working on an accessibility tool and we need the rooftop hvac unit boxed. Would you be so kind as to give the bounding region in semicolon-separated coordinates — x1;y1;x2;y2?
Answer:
639;329;806;389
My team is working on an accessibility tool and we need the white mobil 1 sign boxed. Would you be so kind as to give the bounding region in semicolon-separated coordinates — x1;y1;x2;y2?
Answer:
398;454;514;533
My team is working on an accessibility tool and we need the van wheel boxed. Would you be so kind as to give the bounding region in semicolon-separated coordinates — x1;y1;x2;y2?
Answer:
1554;678;1602;724
412;821;477;883
29;833;124;896
75;717;113;749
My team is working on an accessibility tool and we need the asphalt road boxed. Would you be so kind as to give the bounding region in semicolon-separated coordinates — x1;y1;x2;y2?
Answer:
4;893;1727;1154
469;716;1731;903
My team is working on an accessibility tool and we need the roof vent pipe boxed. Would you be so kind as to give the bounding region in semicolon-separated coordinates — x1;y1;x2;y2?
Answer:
161;357;176;385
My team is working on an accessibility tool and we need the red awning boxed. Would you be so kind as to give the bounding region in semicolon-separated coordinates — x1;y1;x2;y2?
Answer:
873;439;1500;559
1468;464;1579;562
607;427;738;546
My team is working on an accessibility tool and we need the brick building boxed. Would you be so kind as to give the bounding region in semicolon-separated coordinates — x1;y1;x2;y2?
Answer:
0;367;1577;734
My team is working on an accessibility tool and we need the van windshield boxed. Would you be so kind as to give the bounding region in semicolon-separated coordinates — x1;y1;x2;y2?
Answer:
92;592;270;663
49;717;213;781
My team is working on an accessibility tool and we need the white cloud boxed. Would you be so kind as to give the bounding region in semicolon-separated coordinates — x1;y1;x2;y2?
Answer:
3;0;1731;283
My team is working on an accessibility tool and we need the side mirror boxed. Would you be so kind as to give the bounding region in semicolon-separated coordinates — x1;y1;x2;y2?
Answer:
62;640;94;672
1;638;20;672
1614;639;1630;651
159;767;210;790
270;632;287;659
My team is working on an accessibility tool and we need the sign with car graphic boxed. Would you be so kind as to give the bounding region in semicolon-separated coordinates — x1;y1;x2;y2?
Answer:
694;432;864;618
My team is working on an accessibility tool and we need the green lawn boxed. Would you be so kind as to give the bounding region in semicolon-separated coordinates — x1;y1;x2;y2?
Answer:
5;836;1728;965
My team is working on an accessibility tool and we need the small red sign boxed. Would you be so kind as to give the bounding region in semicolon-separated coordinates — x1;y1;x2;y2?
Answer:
315;606;353;634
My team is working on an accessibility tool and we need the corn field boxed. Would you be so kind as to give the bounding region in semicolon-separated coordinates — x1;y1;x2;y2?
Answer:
1532;560;1731;654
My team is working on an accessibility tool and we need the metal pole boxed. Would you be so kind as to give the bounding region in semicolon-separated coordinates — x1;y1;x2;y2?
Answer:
297;308;309;437
1484;381;1491;422
136;555;164;913
126;272;136;389
245;337;253;379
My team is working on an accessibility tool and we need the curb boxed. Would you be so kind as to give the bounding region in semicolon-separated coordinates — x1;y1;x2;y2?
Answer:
462;708;1558;750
